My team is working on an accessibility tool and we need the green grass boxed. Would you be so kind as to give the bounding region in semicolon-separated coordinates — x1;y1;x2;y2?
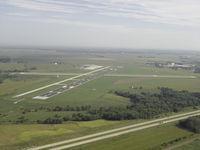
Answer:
0;120;142;150
108;76;200;92
1;49;200;149
0;75;72;96
174;139;200;150
70;123;195;150
1;65;200;123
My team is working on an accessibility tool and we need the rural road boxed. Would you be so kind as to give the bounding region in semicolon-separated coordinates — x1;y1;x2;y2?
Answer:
13;66;110;98
164;137;200;150
27;110;200;150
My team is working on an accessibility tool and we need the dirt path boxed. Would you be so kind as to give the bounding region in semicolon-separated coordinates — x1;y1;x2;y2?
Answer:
164;137;200;150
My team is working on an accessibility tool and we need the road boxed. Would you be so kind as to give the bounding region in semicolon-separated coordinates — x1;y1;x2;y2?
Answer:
106;74;197;79
27;110;200;150
13;66;110;98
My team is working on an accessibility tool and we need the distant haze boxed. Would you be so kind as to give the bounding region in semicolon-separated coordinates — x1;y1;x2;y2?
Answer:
0;0;200;51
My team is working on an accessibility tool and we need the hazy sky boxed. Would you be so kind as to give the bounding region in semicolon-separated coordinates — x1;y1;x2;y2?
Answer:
0;0;200;50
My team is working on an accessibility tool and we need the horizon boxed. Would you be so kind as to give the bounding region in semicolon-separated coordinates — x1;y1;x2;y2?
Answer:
1;45;200;53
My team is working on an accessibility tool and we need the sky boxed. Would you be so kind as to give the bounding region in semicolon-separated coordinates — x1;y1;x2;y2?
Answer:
0;0;200;50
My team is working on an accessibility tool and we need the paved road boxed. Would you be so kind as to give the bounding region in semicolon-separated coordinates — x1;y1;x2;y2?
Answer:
106;74;197;79
13;66;110;98
27;110;200;150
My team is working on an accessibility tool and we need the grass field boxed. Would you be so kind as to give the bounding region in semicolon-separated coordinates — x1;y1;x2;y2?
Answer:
174;139;200;150
0;120;144;150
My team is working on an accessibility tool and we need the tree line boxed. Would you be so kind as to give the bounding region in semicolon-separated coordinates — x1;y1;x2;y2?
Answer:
0;57;11;63
36;88;200;124
194;66;200;73
178;116;200;133
114;88;200;118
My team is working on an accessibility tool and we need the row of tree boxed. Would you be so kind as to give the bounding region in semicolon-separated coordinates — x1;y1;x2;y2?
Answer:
0;57;11;63
48;105;92;112
114;88;200;118
194;66;200;73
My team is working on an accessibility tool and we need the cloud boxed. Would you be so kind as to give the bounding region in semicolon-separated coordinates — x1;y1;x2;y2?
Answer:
5;0;77;14
85;0;200;26
3;0;200;27
29;17;135;33
6;12;32;17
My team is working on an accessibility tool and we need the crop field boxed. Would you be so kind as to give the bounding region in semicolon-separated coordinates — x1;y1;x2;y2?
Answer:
1;49;200;149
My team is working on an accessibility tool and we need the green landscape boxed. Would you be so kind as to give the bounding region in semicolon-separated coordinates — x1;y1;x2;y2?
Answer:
175;139;200;150
0;48;200;150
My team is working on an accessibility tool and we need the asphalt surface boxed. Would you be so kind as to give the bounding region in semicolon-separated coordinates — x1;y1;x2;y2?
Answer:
27;110;200;150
